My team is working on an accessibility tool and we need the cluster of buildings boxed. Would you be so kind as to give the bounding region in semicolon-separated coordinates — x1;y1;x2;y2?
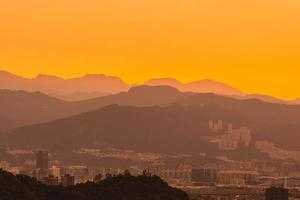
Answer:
255;140;300;161
0;150;125;186
147;159;300;190
7;149;291;189
148;164;191;185
208;120;224;132
188;186;289;200
0;149;160;186
32;150;76;186
208;120;300;163
76;147;187;162
150;165;259;187
148;162;296;199
1;149;300;199
207;120;252;150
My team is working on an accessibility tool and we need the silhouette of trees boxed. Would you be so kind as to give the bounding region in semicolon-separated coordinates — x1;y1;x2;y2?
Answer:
93;174;103;183
0;169;189;200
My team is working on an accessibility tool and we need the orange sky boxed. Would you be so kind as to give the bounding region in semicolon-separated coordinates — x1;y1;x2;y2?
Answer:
1;0;300;99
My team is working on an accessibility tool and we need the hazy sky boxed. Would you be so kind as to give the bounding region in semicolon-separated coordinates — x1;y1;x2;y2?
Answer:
1;0;300;99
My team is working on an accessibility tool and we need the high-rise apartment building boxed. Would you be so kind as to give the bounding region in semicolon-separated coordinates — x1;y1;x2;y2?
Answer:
36;150;49;169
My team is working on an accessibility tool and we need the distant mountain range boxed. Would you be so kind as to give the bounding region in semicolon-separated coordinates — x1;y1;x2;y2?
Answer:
0;90;76;131
145;78;244;96
2;86;300;160
1;70;299;104
0;71;129;101
2;72;300;164
239;94;300;105
1;71;244;100
0;86;187;131
0;104;257;159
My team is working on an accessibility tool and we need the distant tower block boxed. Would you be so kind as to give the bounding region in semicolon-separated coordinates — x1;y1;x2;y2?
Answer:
209;120;214;130
36;150;49;169
217;120;223;130
228;123;233;133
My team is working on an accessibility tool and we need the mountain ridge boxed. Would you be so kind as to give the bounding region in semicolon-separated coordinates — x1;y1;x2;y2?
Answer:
2;70;299;104
0;71;244;101
145;78;244;96
0;70;130;100
0;85;187;131
2;84;300;133
3;90;300;154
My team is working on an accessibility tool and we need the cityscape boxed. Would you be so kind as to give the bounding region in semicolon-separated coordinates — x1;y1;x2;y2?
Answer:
1;120;300;199
1;0;300;199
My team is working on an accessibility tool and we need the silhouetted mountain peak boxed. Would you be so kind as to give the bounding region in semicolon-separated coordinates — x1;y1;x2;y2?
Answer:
1;71;300;105
145;77;244;96
290;98;300;105
81;73;106;78
146;78;183;87
0;85;186;131
77;74;127;83
189;79;226;85
0;70;15;76
0;71;24;80
128;85;181;94
0;71;130;99
186;79;243;96
34;74;63;81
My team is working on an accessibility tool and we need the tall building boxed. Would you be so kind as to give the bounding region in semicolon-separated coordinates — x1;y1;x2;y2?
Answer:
265;187;288;200
36;150;49;169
